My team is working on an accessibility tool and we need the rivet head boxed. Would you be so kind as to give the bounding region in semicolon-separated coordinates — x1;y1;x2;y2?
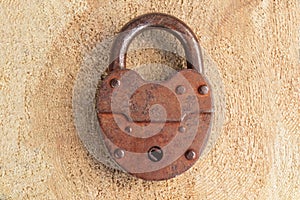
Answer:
175;85;186;95
198;85;209;95
178;126;186;133
110;78;120;88
114;149;125;159
148;146;163;162
185;150;196;160
124;126;132;133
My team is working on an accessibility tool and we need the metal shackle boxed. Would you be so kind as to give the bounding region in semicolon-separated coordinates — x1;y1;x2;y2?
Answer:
108;13;203;73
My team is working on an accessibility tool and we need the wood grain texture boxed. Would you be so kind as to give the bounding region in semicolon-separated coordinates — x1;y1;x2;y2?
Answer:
0;0;299;199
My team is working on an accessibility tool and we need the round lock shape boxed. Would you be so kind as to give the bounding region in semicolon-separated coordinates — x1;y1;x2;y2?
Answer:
97;13;213;181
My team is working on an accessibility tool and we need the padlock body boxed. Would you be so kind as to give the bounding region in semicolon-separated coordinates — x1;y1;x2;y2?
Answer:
97;69;213;180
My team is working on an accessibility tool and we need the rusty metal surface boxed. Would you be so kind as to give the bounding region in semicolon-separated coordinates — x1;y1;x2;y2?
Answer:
96;13;213;181
108;13;204;73
97;69;213;180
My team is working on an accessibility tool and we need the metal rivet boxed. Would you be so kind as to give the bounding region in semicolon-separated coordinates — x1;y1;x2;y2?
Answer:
198;85;209;95
175;85;186;95
148;146;163;162
125;126;132;133
178;126;186;133
185;150;196;160
110;78;120;88
114;149;125;159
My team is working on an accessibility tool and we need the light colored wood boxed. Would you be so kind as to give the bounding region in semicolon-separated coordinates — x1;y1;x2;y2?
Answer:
0;0;299;199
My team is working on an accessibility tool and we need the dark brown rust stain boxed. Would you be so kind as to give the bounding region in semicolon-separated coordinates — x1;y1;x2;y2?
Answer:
97;13;213;181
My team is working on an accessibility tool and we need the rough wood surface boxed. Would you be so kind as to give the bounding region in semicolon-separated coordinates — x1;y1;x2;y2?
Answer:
0;0;299;199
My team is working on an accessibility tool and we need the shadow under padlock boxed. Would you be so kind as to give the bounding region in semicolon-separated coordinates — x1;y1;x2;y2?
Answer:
73;13;225;181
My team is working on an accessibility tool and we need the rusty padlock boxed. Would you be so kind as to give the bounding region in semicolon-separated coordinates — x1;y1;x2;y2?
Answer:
97;13;213;181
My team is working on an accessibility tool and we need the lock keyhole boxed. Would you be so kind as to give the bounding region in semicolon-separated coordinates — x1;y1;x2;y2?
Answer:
148;146;163;162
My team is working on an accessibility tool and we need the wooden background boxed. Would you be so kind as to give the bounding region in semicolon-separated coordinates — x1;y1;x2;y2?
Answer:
0;0;299;199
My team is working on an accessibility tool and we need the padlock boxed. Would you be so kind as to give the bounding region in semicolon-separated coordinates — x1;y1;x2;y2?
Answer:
97;13;213;181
